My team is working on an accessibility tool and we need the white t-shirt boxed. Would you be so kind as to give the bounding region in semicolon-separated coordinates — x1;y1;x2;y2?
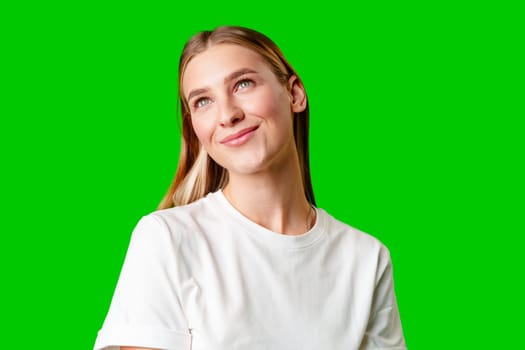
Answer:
94;190;406;350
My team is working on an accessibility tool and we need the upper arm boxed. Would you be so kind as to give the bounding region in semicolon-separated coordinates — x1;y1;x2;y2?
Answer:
94;215;192;350
360;246;407;349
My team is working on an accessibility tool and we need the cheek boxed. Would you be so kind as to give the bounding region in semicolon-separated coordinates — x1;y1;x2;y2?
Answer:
191;116;214;146
246;88;290;121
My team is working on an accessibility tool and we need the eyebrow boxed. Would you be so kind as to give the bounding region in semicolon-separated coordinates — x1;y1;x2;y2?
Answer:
186;68;258;102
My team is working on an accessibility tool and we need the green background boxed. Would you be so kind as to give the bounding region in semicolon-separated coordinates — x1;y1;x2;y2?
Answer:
1;1;523;348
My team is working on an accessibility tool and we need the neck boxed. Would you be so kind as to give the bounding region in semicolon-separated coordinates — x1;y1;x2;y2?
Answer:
223;156;314;235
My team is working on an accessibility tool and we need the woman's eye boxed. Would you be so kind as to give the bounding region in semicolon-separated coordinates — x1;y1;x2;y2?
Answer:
195;98;211;109
236;79;253;90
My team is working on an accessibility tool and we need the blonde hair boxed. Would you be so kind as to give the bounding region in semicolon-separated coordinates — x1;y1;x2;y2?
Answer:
159;26;315;209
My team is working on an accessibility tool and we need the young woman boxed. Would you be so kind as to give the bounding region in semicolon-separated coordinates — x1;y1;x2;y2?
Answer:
94;26;406;350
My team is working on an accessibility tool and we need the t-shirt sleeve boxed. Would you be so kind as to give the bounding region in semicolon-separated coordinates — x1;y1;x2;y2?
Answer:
94;214;191;350
360;246;407;350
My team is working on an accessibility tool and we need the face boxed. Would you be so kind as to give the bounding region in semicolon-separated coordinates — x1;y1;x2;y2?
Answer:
182;43;306;177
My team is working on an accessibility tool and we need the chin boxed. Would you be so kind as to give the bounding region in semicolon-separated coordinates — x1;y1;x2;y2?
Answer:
228;164;266;176
214;147;285;176
226;157;271;176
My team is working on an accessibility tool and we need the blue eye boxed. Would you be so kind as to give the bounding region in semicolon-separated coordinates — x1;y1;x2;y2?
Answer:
237;79;253;90
195;97;211;109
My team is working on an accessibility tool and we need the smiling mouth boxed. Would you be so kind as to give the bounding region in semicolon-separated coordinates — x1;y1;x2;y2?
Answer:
220;125;259;146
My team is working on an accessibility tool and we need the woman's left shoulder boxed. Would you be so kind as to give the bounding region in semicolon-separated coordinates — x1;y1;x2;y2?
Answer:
319;208;391;258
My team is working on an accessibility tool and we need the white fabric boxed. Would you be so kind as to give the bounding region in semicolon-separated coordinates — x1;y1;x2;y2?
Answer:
94;190;406;350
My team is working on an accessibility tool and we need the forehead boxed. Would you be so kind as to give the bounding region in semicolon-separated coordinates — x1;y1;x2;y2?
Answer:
182;44;271;95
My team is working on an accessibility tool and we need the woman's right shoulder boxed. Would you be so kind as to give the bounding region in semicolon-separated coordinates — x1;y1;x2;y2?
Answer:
134;193;218;245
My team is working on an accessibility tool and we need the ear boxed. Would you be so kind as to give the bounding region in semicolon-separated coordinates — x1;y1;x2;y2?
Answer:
288;75;307;113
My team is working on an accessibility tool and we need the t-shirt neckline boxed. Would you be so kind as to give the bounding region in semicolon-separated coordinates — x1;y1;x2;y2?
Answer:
207;189;326;250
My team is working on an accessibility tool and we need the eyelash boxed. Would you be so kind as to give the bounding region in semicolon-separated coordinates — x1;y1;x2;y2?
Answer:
192;78;255;110
235;79;253;90
194;97;211;109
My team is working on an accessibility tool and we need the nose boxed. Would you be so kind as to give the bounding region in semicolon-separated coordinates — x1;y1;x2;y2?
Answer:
219;97;244;127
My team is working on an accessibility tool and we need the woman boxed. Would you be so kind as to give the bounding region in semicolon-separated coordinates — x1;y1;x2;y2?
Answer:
94;26;406;350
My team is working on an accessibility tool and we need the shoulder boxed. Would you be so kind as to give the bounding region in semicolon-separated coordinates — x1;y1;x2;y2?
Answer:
318;209;395;288
121;194;221;276
319;209;391;262
134;192;221;245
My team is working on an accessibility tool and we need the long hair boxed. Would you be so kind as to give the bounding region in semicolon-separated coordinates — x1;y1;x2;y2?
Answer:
158;26;315;209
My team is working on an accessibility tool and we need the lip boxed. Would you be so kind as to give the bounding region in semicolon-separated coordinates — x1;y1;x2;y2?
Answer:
220;125;259;146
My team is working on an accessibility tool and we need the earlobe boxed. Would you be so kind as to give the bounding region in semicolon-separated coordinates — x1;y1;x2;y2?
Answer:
288;75;307;113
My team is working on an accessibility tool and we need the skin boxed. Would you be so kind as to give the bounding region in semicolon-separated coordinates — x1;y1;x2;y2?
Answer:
119;43;312;350
183;43;312;235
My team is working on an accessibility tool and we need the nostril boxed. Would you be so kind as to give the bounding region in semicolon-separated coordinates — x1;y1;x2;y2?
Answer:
219;103;244;127
228;108;245;126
